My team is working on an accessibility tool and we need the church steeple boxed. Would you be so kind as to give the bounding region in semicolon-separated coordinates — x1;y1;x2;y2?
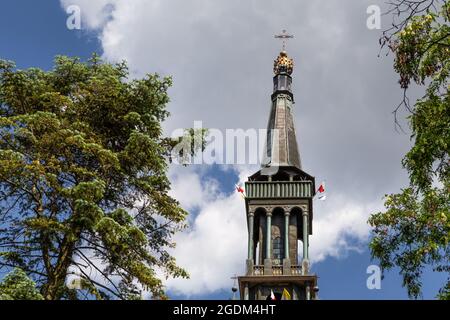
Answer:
238;32;318;300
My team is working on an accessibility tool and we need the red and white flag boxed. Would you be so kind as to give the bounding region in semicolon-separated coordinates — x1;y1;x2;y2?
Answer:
317;182;326;200
235;184;246;198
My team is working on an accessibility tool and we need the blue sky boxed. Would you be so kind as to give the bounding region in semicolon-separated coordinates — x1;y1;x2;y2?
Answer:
0;0;446;300
0;0;99;69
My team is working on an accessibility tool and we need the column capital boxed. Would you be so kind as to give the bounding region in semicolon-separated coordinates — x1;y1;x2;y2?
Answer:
265;205;274;214
282;205;293;214
266;211;272;217
284;211;291;217
301;204;309;216
248;211;255;217
248;205;259;215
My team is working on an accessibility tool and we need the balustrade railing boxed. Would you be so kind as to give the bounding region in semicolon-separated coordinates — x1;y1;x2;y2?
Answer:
251;265;302;276
245;181;313;199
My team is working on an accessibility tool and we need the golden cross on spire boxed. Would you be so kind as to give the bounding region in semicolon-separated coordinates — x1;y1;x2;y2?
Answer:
274;29;294;51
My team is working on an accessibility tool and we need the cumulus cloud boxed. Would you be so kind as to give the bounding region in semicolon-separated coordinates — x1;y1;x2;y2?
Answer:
59;0;418;296
310;195;380;263
166;184;247;296
168;170;212;211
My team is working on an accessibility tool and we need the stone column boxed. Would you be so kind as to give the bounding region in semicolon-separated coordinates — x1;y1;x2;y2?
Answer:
282;210;291;275
247;212;254;260
305;284;311;300
284;211;290;259
244;283;249;300
302;209;309;275
246;210;255;276
265;211;272;259
264;210;273;275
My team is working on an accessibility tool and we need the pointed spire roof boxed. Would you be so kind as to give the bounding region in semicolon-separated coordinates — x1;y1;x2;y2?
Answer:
263;50;301;170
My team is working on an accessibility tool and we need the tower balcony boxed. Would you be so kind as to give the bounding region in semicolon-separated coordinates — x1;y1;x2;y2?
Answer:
245;181;313;199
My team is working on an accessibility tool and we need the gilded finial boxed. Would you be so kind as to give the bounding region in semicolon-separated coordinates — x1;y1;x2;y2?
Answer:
274;30;294;75
273;50;294;75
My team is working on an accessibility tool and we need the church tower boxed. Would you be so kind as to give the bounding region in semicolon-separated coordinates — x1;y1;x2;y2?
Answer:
238;34;318;300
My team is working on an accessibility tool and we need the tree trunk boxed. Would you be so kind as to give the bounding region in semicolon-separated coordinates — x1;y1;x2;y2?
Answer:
42;237;76;300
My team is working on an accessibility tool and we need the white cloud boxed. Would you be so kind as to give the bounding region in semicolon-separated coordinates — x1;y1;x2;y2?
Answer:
165;190;247;296
309;195;380;263
168;170;207;211
163;165;251;296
